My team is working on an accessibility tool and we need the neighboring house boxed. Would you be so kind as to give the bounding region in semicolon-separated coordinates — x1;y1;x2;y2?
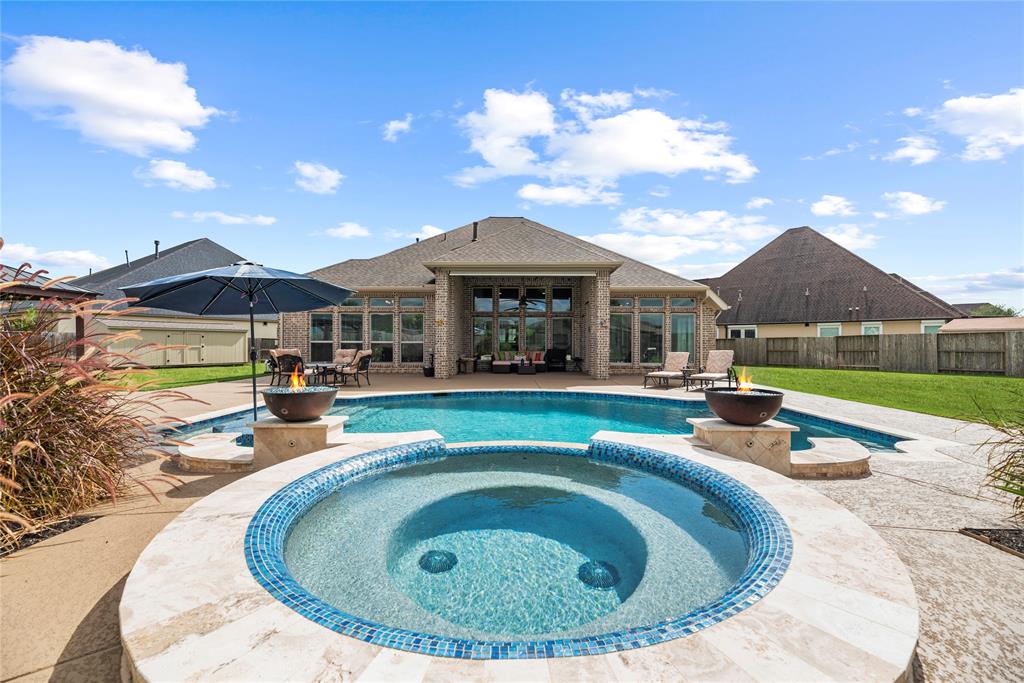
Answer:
952;302;990;317
280;216;729;379
939;318;1024;333
699;226;963;339
1;262;99;343
71;238;278;367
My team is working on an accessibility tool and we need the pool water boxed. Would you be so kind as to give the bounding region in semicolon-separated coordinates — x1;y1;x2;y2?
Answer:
284;450;748;639
327;392;901;451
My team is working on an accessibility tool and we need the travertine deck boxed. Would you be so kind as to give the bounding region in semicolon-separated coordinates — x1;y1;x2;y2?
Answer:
119;430;919;682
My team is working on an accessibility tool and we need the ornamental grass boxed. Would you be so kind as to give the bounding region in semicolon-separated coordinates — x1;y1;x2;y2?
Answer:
1;256;199;554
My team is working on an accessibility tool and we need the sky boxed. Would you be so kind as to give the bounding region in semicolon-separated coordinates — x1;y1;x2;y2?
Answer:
1;1;1022;307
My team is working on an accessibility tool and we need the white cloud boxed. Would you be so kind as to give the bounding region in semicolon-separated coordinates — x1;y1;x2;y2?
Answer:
648;185;671;198
454;87;757;193
578;207;779;268
669;261;739;280
821;224;879;250
882;191;947;215
745;196;773;210
801;142;859;161
903;107;923;117
884;136;940;165
325;222;370;239
136;159;217;191
2;35;219;156
810;194;857;217
387;224;444;241
932;87;1024;161
909;266;1024;302
517;183;621;206
170;210;276;225
872;211;890;219
382;113;413;142
1;241;110;272
293;161;344;194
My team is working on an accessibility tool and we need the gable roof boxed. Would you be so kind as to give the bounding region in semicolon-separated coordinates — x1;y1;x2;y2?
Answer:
71;238;274;320
311;216;707;291
699;226;963;325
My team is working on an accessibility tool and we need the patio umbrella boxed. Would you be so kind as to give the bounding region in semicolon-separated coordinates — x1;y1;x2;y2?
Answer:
121;261;354;421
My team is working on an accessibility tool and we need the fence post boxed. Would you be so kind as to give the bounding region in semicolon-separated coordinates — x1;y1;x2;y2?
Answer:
1007;331;1024;378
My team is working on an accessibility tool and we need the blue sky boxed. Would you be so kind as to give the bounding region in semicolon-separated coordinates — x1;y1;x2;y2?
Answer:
2;2;1022;306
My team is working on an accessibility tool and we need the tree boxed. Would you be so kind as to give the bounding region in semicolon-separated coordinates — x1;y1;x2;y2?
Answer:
970;303;1022;317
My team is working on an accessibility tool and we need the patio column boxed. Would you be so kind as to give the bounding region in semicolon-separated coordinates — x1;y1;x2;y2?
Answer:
590;270;611;379
432;268;455;378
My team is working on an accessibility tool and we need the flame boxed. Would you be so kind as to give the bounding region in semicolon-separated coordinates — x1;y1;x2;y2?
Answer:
289;365;306;391
736;367;753;392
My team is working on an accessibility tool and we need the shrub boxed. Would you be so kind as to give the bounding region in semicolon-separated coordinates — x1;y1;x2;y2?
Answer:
1;261;196;554
977;390;1024;524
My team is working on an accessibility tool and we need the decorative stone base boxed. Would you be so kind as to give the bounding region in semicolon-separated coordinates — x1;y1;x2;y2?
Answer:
248;415;349;468
177;433;254;473
790;438;871;478
687;418;797;476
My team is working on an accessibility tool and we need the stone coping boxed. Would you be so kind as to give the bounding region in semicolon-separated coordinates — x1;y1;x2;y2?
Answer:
120;431;919;682
686;417;800;432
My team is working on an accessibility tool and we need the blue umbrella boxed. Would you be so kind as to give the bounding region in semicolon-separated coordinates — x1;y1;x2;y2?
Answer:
122;261;355;421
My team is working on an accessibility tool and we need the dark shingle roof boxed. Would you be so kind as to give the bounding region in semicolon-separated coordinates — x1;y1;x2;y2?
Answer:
71;238;274;320
1;263;99;298
699;227;963;325
311;217;703;290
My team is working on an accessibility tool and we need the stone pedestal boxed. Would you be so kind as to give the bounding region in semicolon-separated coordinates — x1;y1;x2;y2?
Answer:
687;417;798;476
248;415;349;469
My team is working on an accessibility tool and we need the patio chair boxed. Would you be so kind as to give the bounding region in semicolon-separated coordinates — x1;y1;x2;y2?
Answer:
689;350;735;390
643;351;690;388
338;350;372;387
272;354;304;386
267;348;302;385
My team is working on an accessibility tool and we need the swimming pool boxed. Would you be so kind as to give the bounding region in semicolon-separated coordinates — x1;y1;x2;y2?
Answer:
327;391;903;451
246;440;792;658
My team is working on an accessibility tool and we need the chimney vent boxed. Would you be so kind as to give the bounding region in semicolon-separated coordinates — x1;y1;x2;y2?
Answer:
416;237;420;243
472;221;478;241
125;250;130;266
154;240;160;259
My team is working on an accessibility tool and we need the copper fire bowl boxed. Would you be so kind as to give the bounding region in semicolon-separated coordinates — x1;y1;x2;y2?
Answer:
703;387;784;426
261;386;338;422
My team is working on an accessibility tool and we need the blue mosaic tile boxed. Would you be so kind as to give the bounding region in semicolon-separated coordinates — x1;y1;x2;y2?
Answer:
243;439;793;659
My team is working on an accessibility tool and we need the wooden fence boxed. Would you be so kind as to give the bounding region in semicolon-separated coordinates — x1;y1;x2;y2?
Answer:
717;331;1024;377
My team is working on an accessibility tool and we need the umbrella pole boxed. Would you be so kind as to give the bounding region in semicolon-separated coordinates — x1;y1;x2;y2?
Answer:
249;297;258;422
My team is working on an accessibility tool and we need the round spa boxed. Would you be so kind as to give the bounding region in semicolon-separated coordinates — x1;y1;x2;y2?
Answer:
245;442;792;658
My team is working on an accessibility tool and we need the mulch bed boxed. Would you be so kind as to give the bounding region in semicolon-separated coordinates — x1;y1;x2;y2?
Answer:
0;516;98;559
960;528;1024;559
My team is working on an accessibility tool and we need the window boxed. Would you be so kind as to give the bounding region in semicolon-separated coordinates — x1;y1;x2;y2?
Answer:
921;320;944;334
610;313;632;363
639;313;664;363
610;297;633;308
671;297;696;308
473;317;494;356
671;314;695;355
498;317;519;352
499;287;520;312
400;313;424;363
639;297;664;308
817;323;842;338
310;313;333;362
339;313;363;350
473;288;493;313
340;297;363;308
551;317;572;351
369;297;394;308
370;313;393;362
861;322;883;336
727;326;757;339
399;297;424;308
524;287;546;312
552;287;572;312
524;317;546;351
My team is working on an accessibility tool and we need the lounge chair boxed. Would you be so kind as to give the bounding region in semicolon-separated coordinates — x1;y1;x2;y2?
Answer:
690;350;735;389
643;351;690;388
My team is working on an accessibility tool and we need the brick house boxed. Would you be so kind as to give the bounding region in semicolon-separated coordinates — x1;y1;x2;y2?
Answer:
279;217;729;379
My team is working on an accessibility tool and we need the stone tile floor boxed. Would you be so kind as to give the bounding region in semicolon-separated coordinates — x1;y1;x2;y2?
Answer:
1;372;1021;682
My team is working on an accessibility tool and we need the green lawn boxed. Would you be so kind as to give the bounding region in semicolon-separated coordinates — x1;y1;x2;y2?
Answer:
124;363;267;391
744;366;1023;422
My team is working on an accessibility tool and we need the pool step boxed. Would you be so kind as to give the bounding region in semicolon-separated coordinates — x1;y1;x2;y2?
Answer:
790;438;870;479
177;432;254;473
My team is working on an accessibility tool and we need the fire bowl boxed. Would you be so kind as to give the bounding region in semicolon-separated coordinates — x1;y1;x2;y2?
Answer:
704;387;784;426
262;386;338;422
